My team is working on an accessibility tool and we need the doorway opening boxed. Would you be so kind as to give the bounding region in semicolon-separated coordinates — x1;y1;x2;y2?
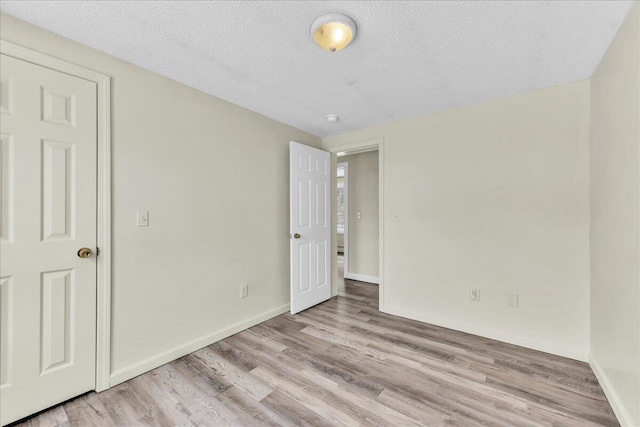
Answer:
336;150;380;290
337;162;347;282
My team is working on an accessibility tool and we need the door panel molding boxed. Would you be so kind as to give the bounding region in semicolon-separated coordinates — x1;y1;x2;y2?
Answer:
0;40;112;392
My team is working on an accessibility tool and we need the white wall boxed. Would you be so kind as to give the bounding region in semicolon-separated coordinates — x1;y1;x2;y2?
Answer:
340;151;379;280
0;13;321;385
589;2;640;425
324;80;591;361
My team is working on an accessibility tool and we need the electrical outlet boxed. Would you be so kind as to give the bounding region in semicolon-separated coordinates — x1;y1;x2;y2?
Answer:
507;293;519;307
357;211;362;219
470;288;480;302
240;284;249;299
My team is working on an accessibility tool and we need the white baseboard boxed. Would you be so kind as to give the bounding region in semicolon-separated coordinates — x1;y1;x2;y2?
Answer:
381;304;588;362
344;273;379;284
108;303;290;388
589;353;636;427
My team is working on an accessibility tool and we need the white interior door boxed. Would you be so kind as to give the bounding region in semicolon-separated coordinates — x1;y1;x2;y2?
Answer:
290;141;331;314
0;54;98;425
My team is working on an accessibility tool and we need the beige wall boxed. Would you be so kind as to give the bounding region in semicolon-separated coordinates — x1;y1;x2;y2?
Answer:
590;2;640;425
340;151;379;279
0;13;321;385
324;80;591;361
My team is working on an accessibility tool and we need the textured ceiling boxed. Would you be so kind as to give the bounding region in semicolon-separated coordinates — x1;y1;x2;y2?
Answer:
0;1;634;137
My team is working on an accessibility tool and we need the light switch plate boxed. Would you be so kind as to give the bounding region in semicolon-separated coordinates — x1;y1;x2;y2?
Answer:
137;210;149;227
507;293;519;307
393;213;400;223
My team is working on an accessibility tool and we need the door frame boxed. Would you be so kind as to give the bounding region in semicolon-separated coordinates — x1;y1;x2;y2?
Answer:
0;40;112;392
329;138;384;308
337;162;349;280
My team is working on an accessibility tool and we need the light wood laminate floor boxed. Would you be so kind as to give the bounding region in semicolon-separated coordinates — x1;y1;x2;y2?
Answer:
15;278;618;426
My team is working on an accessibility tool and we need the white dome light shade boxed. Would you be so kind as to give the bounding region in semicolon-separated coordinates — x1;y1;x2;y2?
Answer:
310;13;357;52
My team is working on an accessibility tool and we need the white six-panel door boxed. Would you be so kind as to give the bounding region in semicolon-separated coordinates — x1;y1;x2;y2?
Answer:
0;54;98;425
290;141;331;314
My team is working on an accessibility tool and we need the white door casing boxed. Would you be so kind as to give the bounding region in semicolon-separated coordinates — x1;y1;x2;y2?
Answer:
290;141;331;314
0;54;98;425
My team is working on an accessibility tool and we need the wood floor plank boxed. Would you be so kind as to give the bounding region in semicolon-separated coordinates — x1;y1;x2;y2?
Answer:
215;386;296;427
259;391;327;427
14;276;620;427
293;368;426;427
251;365;365;426
485;374;618;426
133;369;196;425
249;322;333;354
375;388;462;427
16;405;70;427
206;341;259;372
61;393;114;427
92;382;161;426
152;363;236;426
192;346;274;401
281;345;387;399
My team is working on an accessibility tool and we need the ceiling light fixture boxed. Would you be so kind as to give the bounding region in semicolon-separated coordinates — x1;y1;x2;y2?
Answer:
310;13;357;52
327;114;339;122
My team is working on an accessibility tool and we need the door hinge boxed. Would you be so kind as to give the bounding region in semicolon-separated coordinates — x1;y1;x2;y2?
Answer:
96;247;101;256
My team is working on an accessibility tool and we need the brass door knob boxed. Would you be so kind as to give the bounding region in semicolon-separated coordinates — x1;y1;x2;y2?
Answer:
77;248;92;258
293;233;301;239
